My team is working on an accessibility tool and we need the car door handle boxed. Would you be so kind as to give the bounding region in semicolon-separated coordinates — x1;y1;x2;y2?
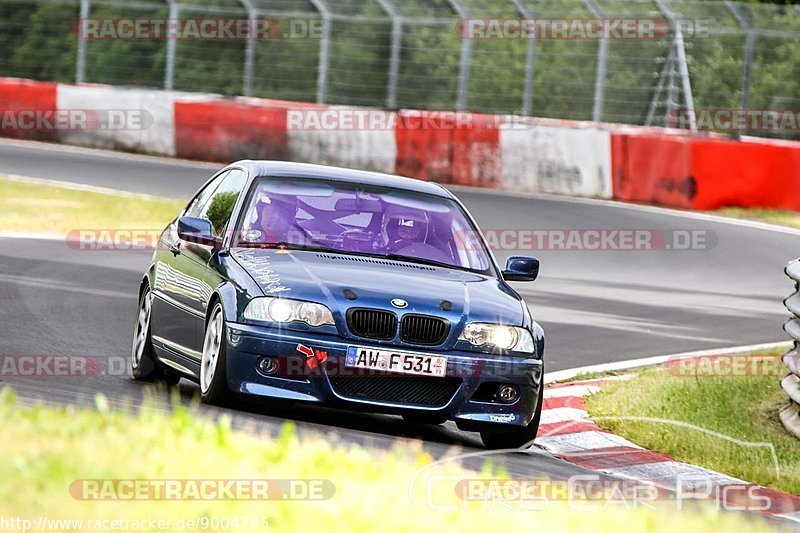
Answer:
169;242;181;256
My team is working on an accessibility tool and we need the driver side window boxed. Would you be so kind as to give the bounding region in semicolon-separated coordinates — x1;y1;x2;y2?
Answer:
202;169;248;237
185;170;230;219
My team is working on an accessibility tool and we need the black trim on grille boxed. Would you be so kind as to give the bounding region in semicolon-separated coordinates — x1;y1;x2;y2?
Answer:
401;314;450;346
329;375;461;407
347;308;398;340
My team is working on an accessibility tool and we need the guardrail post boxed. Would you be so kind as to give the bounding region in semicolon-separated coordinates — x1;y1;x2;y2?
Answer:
446;0;471;111
309;0;331;104
511;0;536;116
164;0;179;91
376;0;402;109
75;0;91;84
239;0;257;97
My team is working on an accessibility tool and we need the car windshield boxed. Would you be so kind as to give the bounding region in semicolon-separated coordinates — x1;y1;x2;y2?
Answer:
235;177;492;273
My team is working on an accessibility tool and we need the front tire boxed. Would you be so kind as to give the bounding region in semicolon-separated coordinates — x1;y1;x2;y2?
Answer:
200;302;231;405
131;286;180;386
480;384;544;450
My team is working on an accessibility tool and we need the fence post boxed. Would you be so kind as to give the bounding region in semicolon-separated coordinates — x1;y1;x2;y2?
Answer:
376;0;401;109
674;26;696;131
645;43;675;126
75;0;91;84
446;0;471;111
309;0;331;104
239;0;257;97
164;0;179;91
726;1;754;137
655;0;696;131
511;0;536;116
583;0;608;122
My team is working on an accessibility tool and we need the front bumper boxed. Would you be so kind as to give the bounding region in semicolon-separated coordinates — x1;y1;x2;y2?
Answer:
225;323;544;431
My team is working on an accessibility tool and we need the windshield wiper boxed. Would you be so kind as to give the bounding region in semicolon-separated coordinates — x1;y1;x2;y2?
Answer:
383;253;463;271
234;243;477;273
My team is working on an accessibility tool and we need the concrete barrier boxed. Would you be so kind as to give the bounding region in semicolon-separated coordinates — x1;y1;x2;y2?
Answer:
57;84;179;157
502;121;611;198
4;76;800;212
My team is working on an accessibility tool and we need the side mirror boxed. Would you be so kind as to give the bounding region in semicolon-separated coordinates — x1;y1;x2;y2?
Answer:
177;216;218;247
502;256;539;282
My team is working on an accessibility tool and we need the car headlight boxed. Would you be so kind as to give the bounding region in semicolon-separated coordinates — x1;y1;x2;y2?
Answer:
459;323;535;353
243;297;334;327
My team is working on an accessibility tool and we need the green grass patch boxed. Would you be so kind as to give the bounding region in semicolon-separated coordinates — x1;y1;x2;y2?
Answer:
0;388;768;532
585;353;800;495
712;207;800;229
0;176;184;234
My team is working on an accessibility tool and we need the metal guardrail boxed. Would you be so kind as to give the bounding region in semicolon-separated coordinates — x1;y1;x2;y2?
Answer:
781;259;800;439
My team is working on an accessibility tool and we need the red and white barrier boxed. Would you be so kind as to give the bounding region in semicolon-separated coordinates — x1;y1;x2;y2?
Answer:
3;76;800;212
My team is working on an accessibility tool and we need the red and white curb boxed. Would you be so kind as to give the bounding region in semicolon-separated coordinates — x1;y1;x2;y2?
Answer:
537;378;800;522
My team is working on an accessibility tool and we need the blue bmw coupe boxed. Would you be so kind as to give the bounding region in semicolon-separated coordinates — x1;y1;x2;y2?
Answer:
132;161;544;448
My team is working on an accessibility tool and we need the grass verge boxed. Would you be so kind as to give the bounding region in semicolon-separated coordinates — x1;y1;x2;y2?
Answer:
0;388;768;532
585;352;800;495
0;175;184;234
711;207;800;229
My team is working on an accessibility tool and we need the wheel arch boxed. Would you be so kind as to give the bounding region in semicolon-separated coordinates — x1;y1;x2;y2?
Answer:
206;281;239;326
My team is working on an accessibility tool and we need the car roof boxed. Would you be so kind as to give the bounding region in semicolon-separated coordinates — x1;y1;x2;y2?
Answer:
231;160;455;199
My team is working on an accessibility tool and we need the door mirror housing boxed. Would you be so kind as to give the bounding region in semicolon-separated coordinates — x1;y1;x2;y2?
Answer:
502;256;539;282
177;216;218;247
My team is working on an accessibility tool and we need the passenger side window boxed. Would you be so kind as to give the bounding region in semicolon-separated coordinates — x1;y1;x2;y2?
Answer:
202;169;248;237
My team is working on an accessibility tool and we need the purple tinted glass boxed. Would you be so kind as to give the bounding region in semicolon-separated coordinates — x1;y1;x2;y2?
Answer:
236;178;491;272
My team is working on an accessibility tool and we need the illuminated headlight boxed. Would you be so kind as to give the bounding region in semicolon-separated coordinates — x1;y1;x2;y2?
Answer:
243;297;334;327
459;323;535;353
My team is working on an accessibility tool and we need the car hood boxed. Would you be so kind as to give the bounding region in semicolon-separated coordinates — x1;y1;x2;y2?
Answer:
232;249;525;326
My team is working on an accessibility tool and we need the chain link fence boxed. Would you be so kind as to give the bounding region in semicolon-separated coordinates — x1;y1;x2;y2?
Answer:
2;0;800;137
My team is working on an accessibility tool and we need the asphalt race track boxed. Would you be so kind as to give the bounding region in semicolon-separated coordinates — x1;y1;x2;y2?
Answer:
0;138;798;480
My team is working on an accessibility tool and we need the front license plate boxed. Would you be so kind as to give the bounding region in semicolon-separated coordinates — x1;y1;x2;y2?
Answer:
345;347;447;378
